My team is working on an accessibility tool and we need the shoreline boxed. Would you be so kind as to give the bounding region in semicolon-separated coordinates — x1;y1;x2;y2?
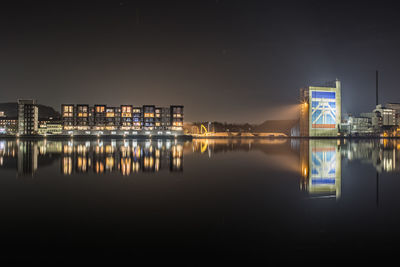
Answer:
0;134;193;140
0;135;398;140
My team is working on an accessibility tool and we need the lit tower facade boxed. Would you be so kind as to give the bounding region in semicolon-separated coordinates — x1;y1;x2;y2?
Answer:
300;79;341;137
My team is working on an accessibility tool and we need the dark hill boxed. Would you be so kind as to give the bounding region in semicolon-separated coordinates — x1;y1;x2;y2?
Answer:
254;119;298;135
0;102;60;119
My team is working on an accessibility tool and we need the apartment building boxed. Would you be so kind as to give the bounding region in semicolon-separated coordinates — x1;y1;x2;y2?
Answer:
61;104;184;135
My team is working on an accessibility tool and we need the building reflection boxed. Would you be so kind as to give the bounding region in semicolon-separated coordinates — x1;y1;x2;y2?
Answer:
0;139;184;176
2;138;400;184
297;139;400;199
17;141;39;176
60;139;184;175
0;139;63;176
299;140;342;199
0;140;18;169
341;139;400;173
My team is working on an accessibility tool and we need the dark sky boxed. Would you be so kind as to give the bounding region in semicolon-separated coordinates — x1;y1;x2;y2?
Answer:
1;0;400;123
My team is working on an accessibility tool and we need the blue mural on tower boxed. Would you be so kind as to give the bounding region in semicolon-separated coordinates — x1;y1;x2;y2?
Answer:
311;91;336;129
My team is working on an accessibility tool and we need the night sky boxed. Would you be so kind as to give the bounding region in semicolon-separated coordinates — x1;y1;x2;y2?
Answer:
1;0;400;123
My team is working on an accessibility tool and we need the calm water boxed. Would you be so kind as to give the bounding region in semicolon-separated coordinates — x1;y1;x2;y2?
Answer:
1;138;400;263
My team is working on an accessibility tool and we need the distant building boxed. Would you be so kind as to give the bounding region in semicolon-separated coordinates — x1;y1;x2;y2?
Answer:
340;104;400;136
18;99;38;135
382;103;400;126
347;115;373;135
372;105;396;129
0;111;17;134
38;121;63;135
300;80;341;137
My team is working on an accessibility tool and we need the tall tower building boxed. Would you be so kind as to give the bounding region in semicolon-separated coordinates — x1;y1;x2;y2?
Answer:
300;80;341;137
18;99;38;135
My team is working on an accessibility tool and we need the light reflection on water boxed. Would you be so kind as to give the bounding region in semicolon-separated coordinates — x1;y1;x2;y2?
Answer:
1;138;400;261
1;138;398;179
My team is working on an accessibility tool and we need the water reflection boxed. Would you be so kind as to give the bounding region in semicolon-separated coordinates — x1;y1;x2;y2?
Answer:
0;139;184;176
341;139;400;173
297;140;341;199
1;138;400;186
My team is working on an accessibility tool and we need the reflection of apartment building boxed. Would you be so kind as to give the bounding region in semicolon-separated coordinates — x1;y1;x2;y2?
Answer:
17;141;38;176
58;140;184;175
61;104;184;135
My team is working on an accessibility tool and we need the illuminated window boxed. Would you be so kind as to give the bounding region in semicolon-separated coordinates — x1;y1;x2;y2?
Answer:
96;106;105;113
122;106;132;113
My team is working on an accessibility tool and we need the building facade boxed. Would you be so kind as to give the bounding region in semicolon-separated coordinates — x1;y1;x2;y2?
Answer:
341;104;399;137
18;99;39;135
61;104;184;135
300;80;341;137
0;111;17;135
38;121;63;135
385;103;400;126
372;105;396;130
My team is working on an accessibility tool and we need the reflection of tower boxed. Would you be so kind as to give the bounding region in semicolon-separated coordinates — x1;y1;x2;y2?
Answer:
17;141;38;176
299;140;341;199
309;140;341;199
